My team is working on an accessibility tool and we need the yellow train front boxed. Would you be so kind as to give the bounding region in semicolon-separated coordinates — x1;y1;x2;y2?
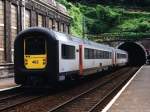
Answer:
14;28;59;87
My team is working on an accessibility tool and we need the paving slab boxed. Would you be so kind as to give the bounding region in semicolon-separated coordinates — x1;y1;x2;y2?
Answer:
107;65;150;112
0;77;18;91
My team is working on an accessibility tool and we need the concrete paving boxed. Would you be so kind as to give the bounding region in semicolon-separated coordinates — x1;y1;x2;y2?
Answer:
0;77;17;90
107;65;150;112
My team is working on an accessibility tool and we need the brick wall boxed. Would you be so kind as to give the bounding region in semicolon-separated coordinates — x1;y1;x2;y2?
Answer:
0;0;71;64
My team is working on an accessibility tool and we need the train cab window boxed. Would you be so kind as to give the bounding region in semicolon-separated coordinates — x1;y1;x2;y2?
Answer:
61;44;75;59
25;37;46;55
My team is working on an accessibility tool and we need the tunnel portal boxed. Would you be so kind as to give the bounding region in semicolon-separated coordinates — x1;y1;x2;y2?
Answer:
118;42;146;66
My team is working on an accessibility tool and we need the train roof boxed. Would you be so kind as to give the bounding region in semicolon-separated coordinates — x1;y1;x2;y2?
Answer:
16;27;126;53
115;49;127;54
53;30;114;50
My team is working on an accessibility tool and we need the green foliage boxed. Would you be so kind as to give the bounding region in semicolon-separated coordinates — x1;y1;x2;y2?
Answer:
56;0;150;39
69;5;83;37
80;4;121;34
57;0;83;37
114;17;150;33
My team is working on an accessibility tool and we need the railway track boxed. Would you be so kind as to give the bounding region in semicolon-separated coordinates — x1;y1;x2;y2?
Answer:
88;67;138;112
0;86;50;112
47;67;139;112
0;87;21;100
0;67;139;112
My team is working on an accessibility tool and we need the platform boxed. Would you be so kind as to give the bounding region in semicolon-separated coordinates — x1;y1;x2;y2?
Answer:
0;77;19;91
103;65;150;112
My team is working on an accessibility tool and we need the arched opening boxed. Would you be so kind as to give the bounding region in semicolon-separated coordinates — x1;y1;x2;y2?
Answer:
118;42;146;66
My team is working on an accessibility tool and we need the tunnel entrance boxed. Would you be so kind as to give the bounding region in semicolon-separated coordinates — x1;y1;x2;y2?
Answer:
118;42;146;66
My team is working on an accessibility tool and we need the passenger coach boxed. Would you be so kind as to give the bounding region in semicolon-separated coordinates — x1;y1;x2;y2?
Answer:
14;27;128;86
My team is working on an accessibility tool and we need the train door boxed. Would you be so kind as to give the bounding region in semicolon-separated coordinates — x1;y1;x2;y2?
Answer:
79;45;83;75
112;50;116;65
115;51;117;65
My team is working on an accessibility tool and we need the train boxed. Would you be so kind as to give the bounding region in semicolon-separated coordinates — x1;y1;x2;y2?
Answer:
146;55;150;65
14;27;128;87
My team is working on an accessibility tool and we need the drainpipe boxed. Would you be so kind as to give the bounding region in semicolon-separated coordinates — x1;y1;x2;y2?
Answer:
21;0;25;30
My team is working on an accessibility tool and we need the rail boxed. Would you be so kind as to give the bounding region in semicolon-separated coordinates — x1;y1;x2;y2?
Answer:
48;67;132;112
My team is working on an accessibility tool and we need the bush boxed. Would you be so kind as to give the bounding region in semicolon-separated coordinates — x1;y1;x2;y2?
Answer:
56;0;150;39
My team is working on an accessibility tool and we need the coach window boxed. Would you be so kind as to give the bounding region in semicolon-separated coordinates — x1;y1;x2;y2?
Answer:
96;50;99;59
124;54;126;58
121;54;123;58
107;52;110;59
106;52;109;59
117;53;120;59
105;52;107;59
109;52;112;59
62;44;75;59
0;1;4;63
102;51;105;59
103;51;105;59
106;51;109;59
121;54;126;58
25;9;31;29
93;49;97;59
84;48;89;59
89;49;94;59
100;51;103;59
120;54;122;58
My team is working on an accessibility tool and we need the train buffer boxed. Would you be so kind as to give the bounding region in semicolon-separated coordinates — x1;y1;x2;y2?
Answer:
102;65;150;112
